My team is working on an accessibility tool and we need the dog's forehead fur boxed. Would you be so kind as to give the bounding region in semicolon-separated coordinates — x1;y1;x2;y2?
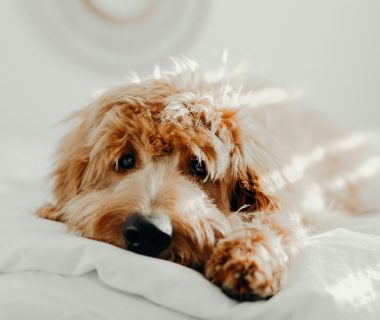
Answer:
84;76;243;183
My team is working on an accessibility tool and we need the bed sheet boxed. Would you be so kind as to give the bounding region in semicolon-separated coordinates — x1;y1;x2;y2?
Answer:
1;179;380;320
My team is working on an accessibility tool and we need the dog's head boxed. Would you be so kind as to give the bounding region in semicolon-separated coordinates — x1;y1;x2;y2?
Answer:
39;65;278;268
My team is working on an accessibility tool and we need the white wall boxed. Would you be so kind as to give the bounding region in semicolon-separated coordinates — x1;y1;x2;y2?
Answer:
194;1;380;130
1;0;380;142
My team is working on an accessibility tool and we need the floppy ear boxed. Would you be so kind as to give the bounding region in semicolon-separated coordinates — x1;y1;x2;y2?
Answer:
222;100;281;214
37;115;90;222
229;171;277;213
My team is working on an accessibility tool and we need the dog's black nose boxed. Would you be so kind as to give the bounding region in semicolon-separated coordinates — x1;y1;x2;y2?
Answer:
123;213;172;257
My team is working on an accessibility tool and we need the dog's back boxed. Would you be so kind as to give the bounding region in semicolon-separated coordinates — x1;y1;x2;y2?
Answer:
242;98;380;227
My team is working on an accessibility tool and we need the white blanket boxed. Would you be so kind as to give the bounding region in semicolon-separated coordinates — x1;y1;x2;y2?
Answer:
1;181;380;320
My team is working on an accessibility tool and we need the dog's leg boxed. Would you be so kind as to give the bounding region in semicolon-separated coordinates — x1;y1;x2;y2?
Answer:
205;212;304;301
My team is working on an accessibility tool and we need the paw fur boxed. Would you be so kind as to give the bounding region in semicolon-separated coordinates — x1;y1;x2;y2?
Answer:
205;235;285;301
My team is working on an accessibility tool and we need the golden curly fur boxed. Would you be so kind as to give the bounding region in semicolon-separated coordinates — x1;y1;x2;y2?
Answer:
37;60;380;301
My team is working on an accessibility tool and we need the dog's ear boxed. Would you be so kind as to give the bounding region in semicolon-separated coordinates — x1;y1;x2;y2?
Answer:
218;108;278;213
229;171;277;213
37;114;90;222
36;203;65;222
52;119;90;204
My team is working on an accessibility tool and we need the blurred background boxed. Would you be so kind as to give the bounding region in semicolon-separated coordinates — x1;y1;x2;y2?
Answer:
0;0;379;184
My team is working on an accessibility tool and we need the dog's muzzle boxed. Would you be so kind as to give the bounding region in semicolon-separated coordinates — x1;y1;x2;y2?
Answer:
123;212;172;257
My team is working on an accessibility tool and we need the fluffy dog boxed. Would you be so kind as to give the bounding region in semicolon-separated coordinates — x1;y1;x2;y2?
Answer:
37;60;380;301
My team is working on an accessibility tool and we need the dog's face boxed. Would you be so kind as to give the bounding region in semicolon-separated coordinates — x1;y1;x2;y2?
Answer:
40;72;276;268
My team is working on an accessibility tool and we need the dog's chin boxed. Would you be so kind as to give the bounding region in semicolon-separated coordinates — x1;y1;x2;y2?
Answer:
158;229;215;269
159;245;208;270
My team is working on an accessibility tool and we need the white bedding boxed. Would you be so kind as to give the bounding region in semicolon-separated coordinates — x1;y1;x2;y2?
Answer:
1;180;380;320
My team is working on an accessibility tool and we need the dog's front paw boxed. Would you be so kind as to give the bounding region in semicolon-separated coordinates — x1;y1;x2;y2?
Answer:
205;234;286;301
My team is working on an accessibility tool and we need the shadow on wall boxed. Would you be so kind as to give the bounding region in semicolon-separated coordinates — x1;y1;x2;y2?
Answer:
20;0;209;75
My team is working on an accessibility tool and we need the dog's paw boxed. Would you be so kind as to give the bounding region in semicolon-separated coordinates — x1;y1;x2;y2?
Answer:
205;233;286;301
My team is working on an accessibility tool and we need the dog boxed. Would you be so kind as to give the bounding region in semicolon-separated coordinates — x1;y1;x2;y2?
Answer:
37;60;380;301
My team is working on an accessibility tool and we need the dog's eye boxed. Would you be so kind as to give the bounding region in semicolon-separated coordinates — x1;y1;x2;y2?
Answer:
189;159;207;179
116;154;136;172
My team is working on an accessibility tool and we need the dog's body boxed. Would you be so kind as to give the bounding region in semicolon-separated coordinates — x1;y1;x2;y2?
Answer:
38;62;380;301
